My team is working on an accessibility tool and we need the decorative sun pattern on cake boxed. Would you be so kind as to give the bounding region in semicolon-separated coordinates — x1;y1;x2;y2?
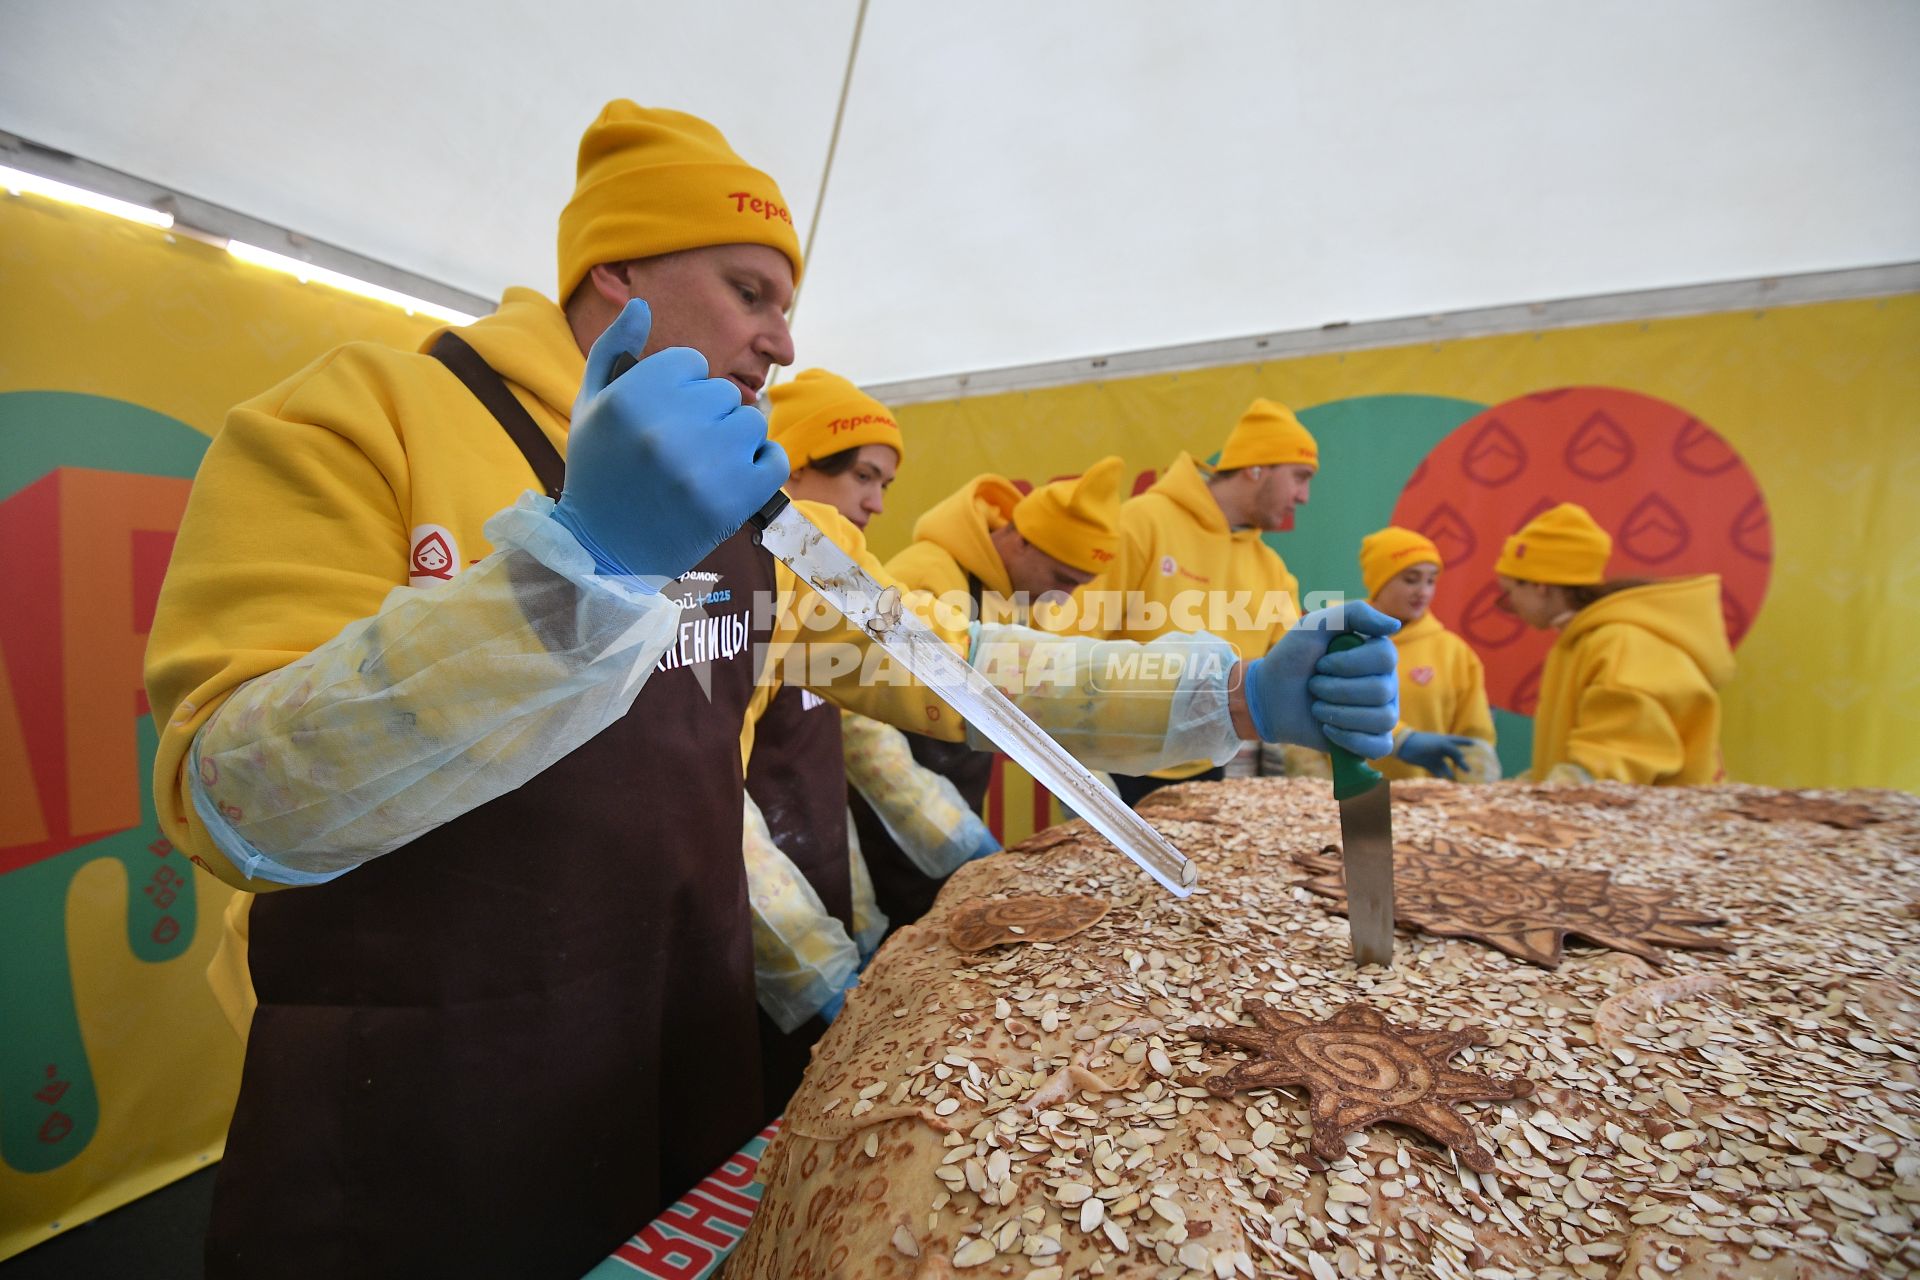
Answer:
1295;838;1732;968
946;893;1110;952
1188;1002;1533;1172
1724;791;1887;830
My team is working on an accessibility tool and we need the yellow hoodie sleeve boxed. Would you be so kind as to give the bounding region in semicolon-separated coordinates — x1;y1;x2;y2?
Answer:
1564;679;1687;784
1557;628;1690;784
1451;643;1496;745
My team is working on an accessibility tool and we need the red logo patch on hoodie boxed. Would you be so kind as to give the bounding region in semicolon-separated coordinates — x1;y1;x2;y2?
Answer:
409;525;458;583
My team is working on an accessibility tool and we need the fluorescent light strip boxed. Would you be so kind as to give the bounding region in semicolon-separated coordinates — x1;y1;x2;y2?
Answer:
2;162;477;324
1;163;173;228
226;240;478;325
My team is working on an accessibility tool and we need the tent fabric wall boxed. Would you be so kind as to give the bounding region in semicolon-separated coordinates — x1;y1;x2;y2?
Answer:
873;293;1920;795
4;1;1917;385
0;195;438;1258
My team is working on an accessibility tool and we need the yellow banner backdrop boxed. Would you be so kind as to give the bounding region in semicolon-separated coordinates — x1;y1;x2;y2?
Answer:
0;195;439;1257
871;294;1920;838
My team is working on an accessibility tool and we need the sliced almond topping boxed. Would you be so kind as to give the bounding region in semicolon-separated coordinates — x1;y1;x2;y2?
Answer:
952;1236;996;1267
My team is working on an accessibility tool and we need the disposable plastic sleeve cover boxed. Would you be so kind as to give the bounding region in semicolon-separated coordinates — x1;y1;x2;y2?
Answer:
842;711;998;880
186;493;683;885
1543;761;1596;786
1458;739;1505;783
960;625;1245;777
744;793;860;1033
845;814;889;957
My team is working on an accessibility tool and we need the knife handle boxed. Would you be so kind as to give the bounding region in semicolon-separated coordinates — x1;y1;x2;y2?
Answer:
749;491;791;531
606;353;791;534
1325;632;1386;802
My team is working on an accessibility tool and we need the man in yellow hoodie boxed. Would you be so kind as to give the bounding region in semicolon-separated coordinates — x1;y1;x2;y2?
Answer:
146;102;822;1277
1495;503;1734;785
1357;526;1498;781
846;458;1129;928
889;456;1127;621
144;104;1404;1276
1067;399;1316;804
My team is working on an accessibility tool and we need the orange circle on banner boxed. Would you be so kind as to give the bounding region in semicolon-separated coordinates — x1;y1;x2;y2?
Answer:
1390;387;1771;716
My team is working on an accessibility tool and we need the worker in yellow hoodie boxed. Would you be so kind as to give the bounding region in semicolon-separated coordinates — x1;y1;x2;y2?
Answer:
887;457;1125;619
1494;503;1734;785
845;457;1129;928
146;102;818;1276
1357;526;1498;782
145;104;1404;1277
738;369;901;1109
1065;399;1315;805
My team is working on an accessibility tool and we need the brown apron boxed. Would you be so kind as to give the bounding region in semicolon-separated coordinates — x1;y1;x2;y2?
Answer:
205;336;776;1280
848;572;995;931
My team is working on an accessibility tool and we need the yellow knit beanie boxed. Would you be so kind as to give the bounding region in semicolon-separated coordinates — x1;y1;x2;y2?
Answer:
1217;399;1319;471
1494;503;1612;585
1011;455;1125;574
1360;527;1443;599
556;100;803;303
766;369;903;470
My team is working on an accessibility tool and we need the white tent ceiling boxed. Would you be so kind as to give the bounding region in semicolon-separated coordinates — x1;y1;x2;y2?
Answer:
5;0;1917;386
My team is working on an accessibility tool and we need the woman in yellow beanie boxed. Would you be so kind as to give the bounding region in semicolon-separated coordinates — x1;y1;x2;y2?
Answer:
1359;527;1498;782
1495;502;1735;785
745;369;913;1110
765;368;904;529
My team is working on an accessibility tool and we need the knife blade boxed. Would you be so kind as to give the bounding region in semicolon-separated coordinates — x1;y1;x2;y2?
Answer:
1326;632;1395;966
750;492;1198;897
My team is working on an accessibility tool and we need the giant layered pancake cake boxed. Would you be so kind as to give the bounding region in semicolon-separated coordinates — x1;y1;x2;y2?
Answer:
725;779;1920;1279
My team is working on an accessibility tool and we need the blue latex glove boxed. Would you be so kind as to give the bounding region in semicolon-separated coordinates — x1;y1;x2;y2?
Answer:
551;299;789;581
962;825;1002;864
1397;731;1477;780
1244;602;1400;759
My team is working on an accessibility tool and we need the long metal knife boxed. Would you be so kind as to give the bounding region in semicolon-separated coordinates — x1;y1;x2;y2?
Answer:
749;492;1198;897
1326;632;1395;965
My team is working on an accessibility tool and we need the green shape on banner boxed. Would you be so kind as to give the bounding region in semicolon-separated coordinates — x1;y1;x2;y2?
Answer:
0;391;209;1175
1266;395;1544;778
0;392;209;496
1491;708;1536;782
1276;395;1486;607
